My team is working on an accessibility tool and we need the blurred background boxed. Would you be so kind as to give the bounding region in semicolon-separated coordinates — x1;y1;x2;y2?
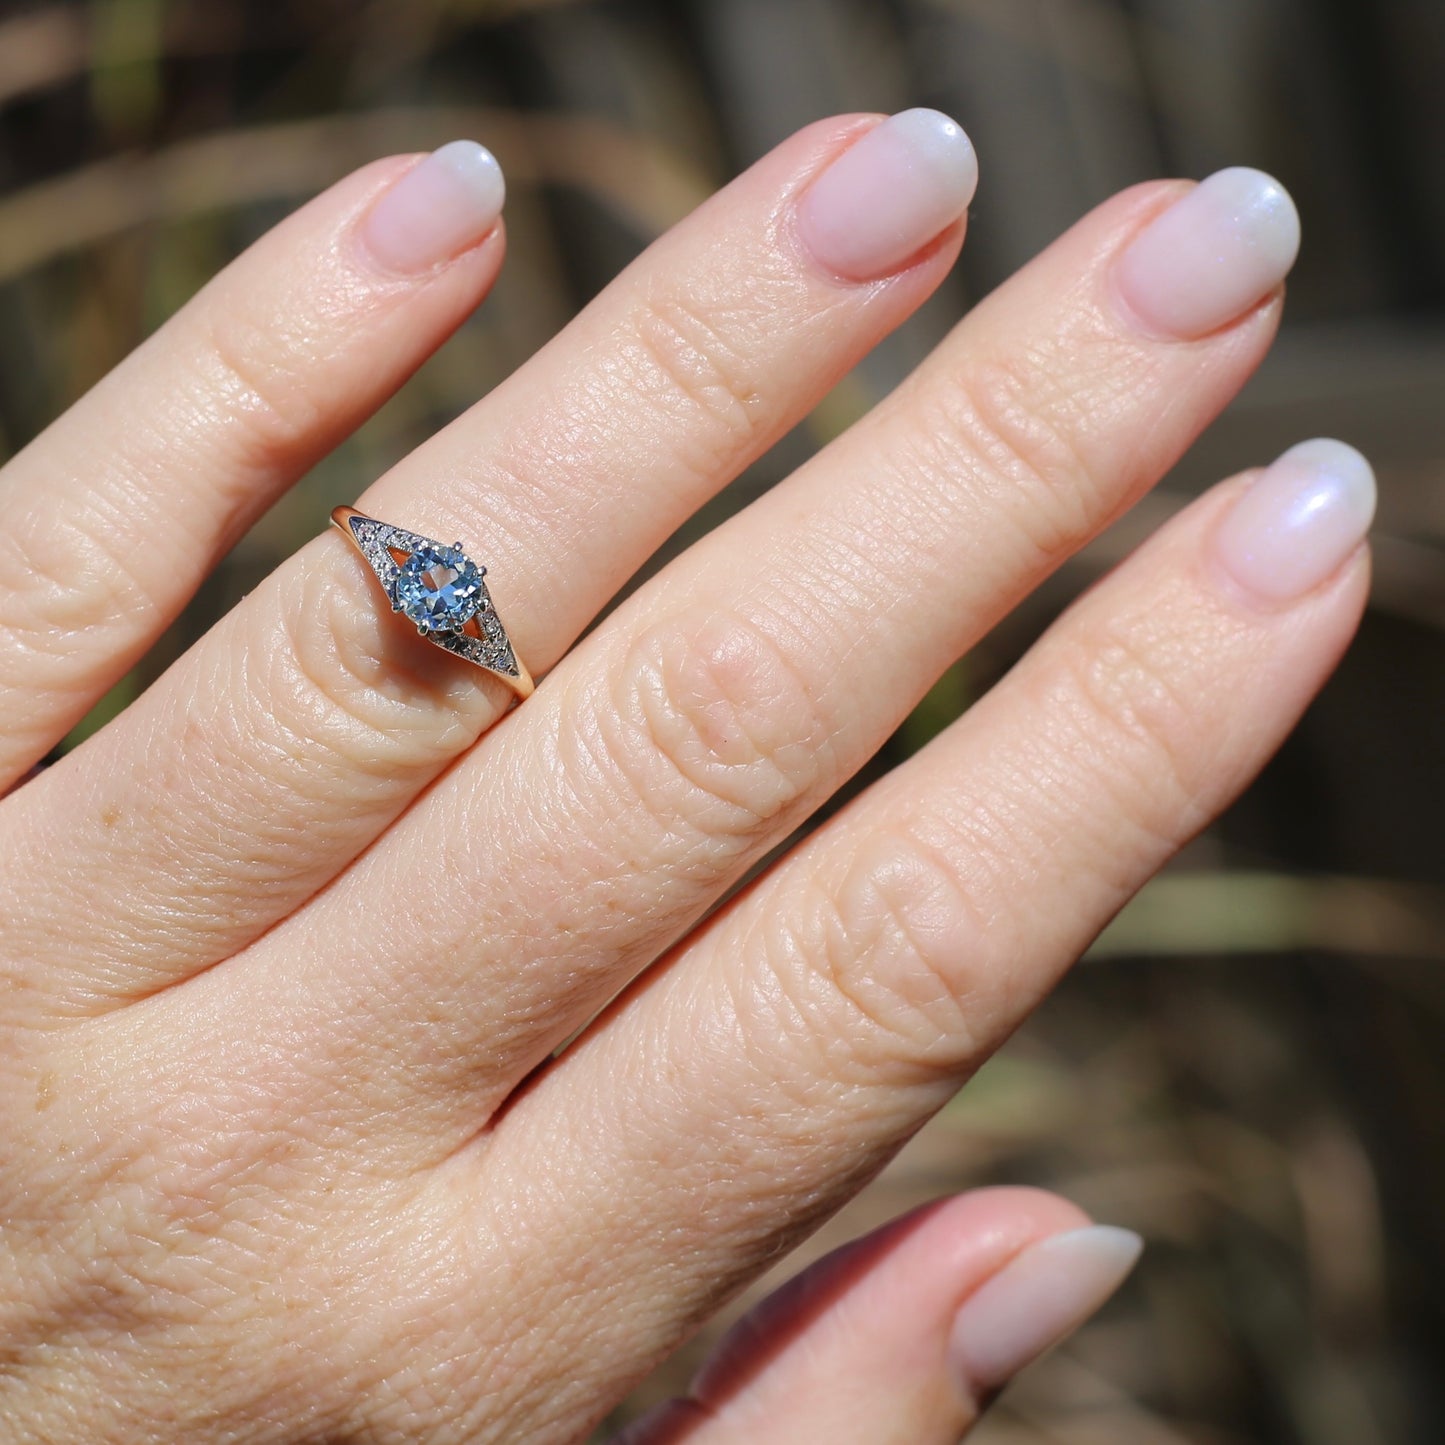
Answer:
1;0;1441;1440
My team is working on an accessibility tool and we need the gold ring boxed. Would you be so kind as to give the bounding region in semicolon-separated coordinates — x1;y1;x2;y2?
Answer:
331;505;534;700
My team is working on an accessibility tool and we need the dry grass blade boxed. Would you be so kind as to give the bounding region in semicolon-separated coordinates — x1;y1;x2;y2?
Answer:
0;106;711;283
1091;872;1445;963
0;7;86;107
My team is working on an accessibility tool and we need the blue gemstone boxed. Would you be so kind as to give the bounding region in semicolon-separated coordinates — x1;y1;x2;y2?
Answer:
392;544;484;634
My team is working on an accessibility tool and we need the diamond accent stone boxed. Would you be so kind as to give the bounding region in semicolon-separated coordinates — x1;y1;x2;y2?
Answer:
341;512;522;683
391;543;486;633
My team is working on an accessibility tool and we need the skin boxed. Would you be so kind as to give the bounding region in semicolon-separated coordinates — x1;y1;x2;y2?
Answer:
614;1188;1095;1443
0;116;1366;1442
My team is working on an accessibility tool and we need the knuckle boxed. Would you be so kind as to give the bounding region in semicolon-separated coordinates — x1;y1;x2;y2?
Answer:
1046;608;1217;850
923;344;1110;556
623;283;767;479
261;549;489;781
0;503;154;661
758;829;994;1085
195;299;329;476
596;607;838;858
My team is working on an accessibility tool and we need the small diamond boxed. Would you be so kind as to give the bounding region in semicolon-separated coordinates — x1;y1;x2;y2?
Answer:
391;544;485;634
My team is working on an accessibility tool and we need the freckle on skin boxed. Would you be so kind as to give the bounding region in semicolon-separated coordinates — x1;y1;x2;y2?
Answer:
35;1071;56;1110
100;804;120;828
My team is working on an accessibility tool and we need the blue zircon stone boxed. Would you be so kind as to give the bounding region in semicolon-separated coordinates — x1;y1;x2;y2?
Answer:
392;544;485;634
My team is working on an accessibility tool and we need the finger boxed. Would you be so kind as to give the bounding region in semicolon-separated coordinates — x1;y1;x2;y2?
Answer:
0;142;508;789
1;111;979;1010
617;1190;1139;1445
244;167;1298;1140
435;444;1374;1440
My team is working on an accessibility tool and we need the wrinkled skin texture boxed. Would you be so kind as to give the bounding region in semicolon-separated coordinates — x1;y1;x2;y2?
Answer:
0;117;1364;1442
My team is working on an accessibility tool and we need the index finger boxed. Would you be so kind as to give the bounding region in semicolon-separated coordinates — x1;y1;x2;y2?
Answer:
0;145;507;788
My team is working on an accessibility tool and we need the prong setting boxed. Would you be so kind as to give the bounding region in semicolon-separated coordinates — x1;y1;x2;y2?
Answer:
329;505;534;698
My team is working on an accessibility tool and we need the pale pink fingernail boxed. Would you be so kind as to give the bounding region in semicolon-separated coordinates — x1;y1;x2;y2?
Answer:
797;108;979;281
1115;167;1301;338
1214;439;1376;604
949;1226;1143;1393
361;140;505;274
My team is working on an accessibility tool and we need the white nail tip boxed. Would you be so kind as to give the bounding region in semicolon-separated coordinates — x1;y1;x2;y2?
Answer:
1274;438;1378;519
362;138;506;274
1116;165;1301;338
797;107;978;281
1214;437;1377;603
430;139;506;203
949;1226;1144;1393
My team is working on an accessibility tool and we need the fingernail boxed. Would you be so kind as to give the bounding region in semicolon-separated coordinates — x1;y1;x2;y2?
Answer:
797;108;979;281
949;1226;1143;1393
1115;167;1300;338
1213;438;1376;604
361;140;505;274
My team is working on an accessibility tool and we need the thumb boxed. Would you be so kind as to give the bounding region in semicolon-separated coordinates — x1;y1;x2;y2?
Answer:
615;1187;1142;1444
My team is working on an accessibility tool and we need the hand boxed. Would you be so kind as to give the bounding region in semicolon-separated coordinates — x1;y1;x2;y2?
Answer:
0;110;1372;1442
